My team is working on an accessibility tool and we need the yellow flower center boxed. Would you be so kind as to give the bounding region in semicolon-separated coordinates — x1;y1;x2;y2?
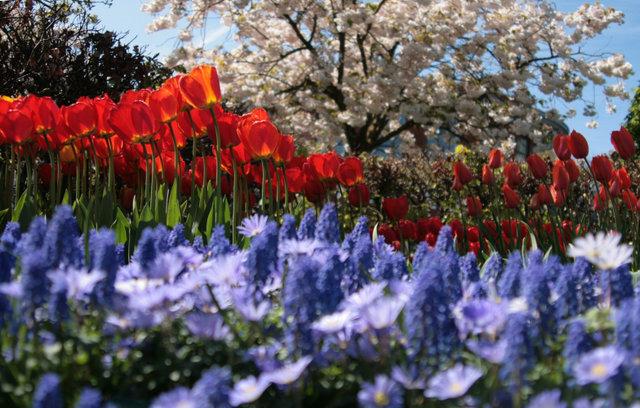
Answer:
374;391;389;406
449;382;464;394
591;363;608;378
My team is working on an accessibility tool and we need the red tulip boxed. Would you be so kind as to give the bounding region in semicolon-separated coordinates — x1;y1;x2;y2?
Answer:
348;183;370;207
272;135;295;165
537;184;552;206
120;89;151;104
210;105;240;148
503;162;523;188
563;158;580;183
550;185;567;206
568;130;589;159
621;190;638;211
417;217;442;238
149;86;180;123
93;95;116;137
453;161;474;185
593;189;607;211
338;156;364;187
481;164;494;185
611;127;636;159
482;220;499;240
179;65;222;109
609;174;621;197
382;196;409;220
526;154;547;179
617;168;631;190
552;134;571;160
62;101;97;137
241;120;282;160
591;155;613;184
21;95;58;134
108;101;160;144
308;152;341;182
449;219;464;239
177;108;213;139
398;219;418;241
285;167;304;193
552;160;570;190
488;148;503;169
501;184;521;208
0;110;33;145
466;196;483;217
377;224;398;244
466;226;480;243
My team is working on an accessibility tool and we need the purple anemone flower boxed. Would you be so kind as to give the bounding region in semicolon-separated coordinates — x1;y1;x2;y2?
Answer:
238;214;270;238
525;389;566;408
229;375;271;406
357;375;403;408
424;364;483;400
262;356;313;385
573;346;625;385
466;339;507;364
453;299;506;338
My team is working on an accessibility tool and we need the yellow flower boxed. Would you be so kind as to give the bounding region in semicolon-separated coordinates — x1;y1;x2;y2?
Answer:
454;144;470;156
1;95;15;102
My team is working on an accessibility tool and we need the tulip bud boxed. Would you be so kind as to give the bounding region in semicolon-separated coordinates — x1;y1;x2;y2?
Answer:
453;161;474;185
537;184;552;206
488;148;503;169
563;158;580;183
552;134;571;160
398;219;418;241
609;174;621;197
621;190;638;211
481;164;494;185
382;196;409;221
568;130;589;159
526;154;547;179
591;155;613;184
348;183;370;207
466;196;483;217
501;184;521;208
617;168;631;190
503;162;523;188
550;184;567;207
611;127;636;160
552;160;570;190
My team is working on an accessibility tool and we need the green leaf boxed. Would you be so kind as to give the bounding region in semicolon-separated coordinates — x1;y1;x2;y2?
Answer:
113;208;130;244
11;190;28;226
166;182;181;228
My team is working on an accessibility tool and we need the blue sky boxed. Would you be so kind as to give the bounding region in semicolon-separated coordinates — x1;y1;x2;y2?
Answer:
96;1;640;155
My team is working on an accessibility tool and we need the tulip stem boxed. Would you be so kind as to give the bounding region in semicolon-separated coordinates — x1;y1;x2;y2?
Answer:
281;164;290;214
106;137;116;199
71;145;80;201
42;133;57;210
273;160;280;215
210;108;223;223
14;149;22;209
149;142;158;215
230;148;238;244
167;123;182;202
88;135;101;195
261;160;267;213
266;161;274;215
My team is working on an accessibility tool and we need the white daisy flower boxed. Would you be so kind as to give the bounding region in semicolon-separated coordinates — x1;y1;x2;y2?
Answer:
567;232;633;270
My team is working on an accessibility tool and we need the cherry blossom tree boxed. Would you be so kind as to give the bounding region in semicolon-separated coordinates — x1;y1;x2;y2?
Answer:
142;0;632;154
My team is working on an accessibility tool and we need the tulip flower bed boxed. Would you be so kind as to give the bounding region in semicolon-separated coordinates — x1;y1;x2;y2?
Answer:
367;129;640;269
0;65;370;255
1;204;639;407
